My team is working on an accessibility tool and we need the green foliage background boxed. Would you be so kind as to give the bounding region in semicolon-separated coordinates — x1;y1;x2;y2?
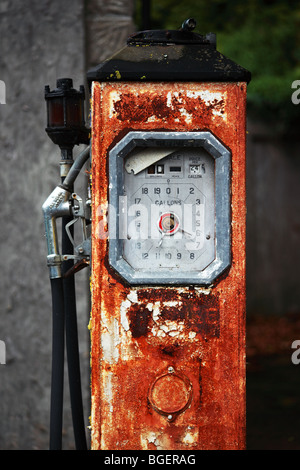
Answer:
135;0;300;133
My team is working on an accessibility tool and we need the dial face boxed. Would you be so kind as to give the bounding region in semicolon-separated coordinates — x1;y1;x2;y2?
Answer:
122;148;215;273
108;131;231;285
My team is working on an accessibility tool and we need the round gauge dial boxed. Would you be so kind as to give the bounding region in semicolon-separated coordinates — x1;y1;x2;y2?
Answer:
108;131;231;285
122;148;215;272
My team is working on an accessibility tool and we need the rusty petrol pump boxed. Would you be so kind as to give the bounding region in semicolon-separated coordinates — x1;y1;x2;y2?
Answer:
87;18;251;451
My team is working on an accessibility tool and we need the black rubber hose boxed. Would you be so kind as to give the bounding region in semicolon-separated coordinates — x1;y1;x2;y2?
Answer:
62;214;87;450
49;277;65;450
61;151;87;450
62;146;90;191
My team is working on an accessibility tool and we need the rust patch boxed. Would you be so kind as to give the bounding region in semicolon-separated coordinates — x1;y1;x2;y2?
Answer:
148;368;193;420
159;343;181;357
126;289;220;339
186;304;220;338
113;91;224;126
113;92;174;122
127;303;151;338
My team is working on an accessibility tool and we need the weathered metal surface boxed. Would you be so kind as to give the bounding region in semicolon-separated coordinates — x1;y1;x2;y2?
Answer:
90;80;247;450
87;31;251;84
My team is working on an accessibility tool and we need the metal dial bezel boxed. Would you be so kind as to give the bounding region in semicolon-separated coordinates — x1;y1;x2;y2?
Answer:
108;131;231;286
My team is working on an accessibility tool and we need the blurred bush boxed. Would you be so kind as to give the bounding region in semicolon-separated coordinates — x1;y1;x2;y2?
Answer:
135;0;300;133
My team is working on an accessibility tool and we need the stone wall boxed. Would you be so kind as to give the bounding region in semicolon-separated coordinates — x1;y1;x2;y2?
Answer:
0;0;134;450
246;122;300;316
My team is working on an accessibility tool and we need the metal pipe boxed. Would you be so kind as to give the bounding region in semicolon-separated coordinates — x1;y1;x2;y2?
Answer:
42;145;90;280
42;185;71;279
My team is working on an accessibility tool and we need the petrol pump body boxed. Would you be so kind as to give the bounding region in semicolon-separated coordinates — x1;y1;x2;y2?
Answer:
88;26;250;450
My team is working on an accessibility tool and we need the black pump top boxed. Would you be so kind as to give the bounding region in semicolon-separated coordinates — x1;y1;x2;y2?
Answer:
87;19;251;85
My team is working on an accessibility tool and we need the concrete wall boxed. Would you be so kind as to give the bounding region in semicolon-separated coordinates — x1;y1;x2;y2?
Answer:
246;123;300;316
0;0;134;450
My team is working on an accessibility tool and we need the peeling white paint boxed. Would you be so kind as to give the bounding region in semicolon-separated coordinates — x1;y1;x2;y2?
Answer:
103;371;114;413
120;291;139;332
120;299;131;331
146;432;157;444
165;90;226;123
186;89;226;118
101;318;120;363
163;300;182;308
109;90;122;117
194;286;212;295
182;426;199;446
140;431;163;450
127;290;138;303
152;301;161;322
